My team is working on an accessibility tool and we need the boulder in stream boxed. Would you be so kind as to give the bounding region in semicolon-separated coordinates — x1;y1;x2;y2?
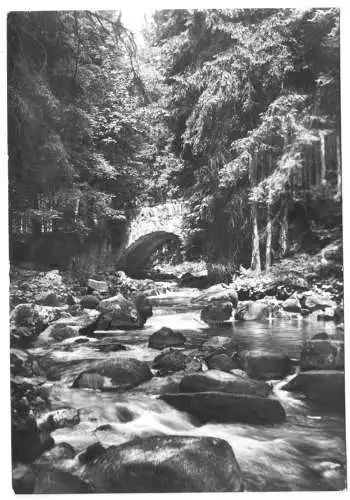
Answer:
35;291;61;307
300;339;344;371
191;283;238;306
12;412;43;463
160;391;286;424
84;435;244;492
200;301;233;325
235;300;270;321
207;353;237;372
87;278;109;293
80;295;100;310
12;463;36;493
148;327;186;349
34;442;76;465
301;292;335;312
36;309;100;344
72;358;152;390
38;407;80;433
11;348;44;377
134;294;153;323
202;336;238;356
34;469;91;493
97;293;146;330
282;296;302;313
152;348;188;375
280;370;345;408
179;370;271;397
238;350;292;380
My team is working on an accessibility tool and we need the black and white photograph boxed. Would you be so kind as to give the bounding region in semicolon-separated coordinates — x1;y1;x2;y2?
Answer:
6;5;347;493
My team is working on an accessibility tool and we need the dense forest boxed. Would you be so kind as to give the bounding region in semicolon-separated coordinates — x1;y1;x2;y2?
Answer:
8;8;341;272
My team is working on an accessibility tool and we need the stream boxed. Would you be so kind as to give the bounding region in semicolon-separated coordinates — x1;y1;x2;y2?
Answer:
29;287;346;492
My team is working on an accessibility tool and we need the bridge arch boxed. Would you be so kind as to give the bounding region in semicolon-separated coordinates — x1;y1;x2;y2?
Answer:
119;231;181;277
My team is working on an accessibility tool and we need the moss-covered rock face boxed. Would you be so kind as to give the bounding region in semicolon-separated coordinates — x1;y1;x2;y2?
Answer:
84;435;244;492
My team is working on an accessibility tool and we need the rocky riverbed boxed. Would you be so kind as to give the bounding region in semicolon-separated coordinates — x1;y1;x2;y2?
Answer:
10;265;346;493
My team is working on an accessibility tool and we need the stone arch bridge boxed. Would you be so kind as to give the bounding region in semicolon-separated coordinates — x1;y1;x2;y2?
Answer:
119;202;189;276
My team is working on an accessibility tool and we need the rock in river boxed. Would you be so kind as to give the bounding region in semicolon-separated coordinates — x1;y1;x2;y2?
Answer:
200;301;233;325
84;435;244;492
235;301;270;321
12;463;36;494
148;327;186;350
202;336;238;356
38;407;80;433
36;309;100;343
299;339;344;371
97;293;146;330
34;469;91;493
160;391;286;424
207;353;237;372
72;358;152;390
280;370;345;408
179;370;271;397
238;351;292;380
152;348;188;375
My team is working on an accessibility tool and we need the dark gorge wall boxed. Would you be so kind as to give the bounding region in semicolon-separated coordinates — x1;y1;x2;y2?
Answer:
9;219;129;274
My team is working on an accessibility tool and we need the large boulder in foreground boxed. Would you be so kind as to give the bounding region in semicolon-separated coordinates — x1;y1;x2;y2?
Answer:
97;293;146;330
161;392;286;424
200;302;233;325
84;435;243;492
299;339;344;371
34;470;91;494
179;370;271;397
238;351;292;380
148;327;186;350
280;370;345;408
235;301;270;321
72;358;152;391
12;464;36;493
12;412;43;463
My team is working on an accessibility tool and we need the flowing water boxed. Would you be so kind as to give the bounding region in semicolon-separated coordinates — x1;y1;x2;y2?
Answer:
29;288;346;492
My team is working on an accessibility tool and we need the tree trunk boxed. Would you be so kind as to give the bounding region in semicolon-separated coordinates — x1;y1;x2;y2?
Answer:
279;198;288;257
336;133;342;195
251;202;261;272
265;201;272;271
319;131;327;184
265;153;272;271
249;152;261;273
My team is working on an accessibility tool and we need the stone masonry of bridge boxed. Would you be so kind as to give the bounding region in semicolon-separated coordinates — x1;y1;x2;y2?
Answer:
127;201;189;245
